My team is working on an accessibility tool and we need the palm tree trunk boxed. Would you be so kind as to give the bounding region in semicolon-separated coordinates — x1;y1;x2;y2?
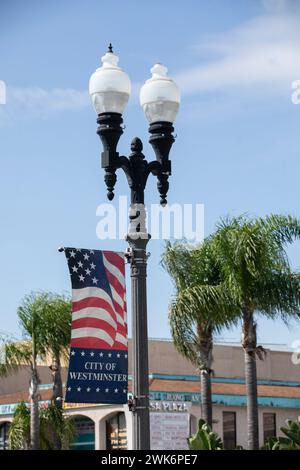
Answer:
200;369;212;427
198;326;213;428
50;353;63;450
29;317;40;450
51;354;63;404
30;363;40;449
242;309;259;450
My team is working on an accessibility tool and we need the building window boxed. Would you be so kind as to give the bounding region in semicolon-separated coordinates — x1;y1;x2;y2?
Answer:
106;412;127;450
70;416;95;450
223;411;236;449
0;422;10;450
263;413;276;443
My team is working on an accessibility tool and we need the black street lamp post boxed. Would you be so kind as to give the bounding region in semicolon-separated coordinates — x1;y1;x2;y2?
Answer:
89;45;180;450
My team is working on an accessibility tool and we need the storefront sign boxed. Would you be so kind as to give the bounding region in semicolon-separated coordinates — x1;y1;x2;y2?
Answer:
150;408;190;450
150;391;200;403
0;400;50;416
150;401;190;412
0;403;17;416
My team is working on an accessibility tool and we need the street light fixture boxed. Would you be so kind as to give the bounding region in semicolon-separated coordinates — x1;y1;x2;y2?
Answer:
89;44;180;450
89;43;131;115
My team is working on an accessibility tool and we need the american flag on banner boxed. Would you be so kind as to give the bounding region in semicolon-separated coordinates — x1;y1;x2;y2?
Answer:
63;248;128;404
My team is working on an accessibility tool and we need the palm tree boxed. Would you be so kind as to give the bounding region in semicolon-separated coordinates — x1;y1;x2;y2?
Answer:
0;293;45;449
8;402;31;450
37;294;71;449
39;403;75;450
34;294;71;401
213;214;300;449
162;239;237;428
9;401;75;450
0;292;71;450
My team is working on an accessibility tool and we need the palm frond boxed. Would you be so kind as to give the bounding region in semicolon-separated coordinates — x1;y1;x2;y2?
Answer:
0;341;32;377
258;214;300;246
8;402;30;450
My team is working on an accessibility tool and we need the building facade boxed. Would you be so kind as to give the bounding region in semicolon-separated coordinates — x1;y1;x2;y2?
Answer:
0;339;299;450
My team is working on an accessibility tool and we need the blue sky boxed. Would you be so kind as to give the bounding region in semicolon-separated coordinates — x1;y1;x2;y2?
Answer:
1;0;300;348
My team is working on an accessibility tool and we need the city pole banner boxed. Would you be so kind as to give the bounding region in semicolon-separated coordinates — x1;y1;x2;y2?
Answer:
63;247;128;404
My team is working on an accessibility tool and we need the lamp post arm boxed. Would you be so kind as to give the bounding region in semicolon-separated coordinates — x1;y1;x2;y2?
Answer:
147;160;170;206
117;155;133;190
98;113;174;206
147;160;160;176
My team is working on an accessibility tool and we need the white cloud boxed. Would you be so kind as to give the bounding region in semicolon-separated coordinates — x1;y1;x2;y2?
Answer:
1;6;300;125
176;12;300;96
0;86;90;124
262;0;292;13
8;86;88;112
0;82;141;125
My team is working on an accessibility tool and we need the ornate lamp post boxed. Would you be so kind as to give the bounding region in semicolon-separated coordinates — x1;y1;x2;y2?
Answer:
89;45;180;450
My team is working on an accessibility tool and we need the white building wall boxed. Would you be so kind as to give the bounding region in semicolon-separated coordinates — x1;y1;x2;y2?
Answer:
66;404;132;450
1;404;300;450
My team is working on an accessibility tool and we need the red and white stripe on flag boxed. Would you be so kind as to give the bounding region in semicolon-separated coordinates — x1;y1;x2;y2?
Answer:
67;249;128;350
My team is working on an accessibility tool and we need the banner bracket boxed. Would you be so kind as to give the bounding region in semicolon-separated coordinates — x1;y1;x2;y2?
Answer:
124;247;133;262
128;395;149;412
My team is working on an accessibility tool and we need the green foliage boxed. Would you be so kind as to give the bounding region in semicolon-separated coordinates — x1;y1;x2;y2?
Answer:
17;291;72;362
8;401;75;450
163;214;300;361
40;403;75;450
213;214;300;320
0;341;32;376
163;214;300;450
263;416;300;450
8;402;31;450
162;239;238;368
1;292;72;450
188;419;224;450
0;291;71;376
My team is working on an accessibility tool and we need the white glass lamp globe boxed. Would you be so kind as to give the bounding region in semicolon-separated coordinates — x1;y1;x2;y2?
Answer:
139;63;180;124
89;48;131;115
